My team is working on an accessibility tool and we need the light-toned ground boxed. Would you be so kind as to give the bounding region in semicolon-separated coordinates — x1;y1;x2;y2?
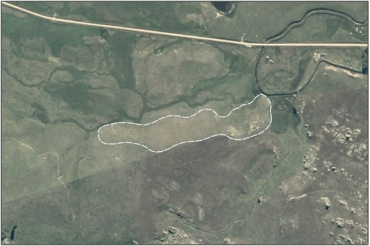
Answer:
98;94;271;152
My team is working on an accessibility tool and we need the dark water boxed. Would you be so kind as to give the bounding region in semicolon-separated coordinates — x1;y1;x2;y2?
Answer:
362;48;368;74
10;226;17;241
363;64;368;74
212;2;234;13
100;28;109;39
292;107;298;115
32;102;49;124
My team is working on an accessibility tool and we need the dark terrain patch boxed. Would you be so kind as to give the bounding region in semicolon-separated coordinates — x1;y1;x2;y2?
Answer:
42;79;126;120
43;81;92;114
212;2;236;14
99;28;109;40
362;48;368;74
292;106;298;115
269;97;300;135
138;135;278;242
10;226;17;241
31;102;49;124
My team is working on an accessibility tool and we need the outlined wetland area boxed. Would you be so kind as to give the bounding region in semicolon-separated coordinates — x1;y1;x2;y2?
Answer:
98;94;271;152
1;2;369;245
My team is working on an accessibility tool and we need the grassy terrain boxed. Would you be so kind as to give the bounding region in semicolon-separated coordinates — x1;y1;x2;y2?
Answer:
100;95;270;151
8;2;368;42
1;2;368;244
256;46;365;95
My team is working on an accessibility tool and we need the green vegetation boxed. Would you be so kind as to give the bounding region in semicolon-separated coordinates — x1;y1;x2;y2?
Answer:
269;97;301;135
2;2;367;245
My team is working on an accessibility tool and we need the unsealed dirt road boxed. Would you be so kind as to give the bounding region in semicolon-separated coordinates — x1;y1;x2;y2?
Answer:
3;2;368;48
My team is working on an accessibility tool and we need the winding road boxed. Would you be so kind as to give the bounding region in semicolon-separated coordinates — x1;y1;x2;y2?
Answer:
2;2;368;48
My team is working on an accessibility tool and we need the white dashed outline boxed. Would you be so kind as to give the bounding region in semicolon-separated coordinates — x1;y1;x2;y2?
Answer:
98;94;272;153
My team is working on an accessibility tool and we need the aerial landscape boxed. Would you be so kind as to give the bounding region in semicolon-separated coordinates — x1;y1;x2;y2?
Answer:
1;1;368;244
